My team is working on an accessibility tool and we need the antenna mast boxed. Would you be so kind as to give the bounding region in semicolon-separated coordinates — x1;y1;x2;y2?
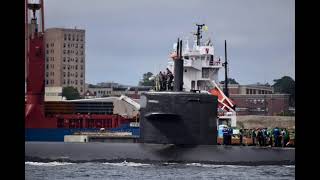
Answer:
194;24;205;46
224;40;229;97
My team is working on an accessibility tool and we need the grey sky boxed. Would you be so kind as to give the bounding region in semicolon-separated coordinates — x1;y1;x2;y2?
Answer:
44;0;294;86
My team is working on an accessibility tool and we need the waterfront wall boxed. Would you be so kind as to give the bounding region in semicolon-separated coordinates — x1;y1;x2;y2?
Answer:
236;115;295;129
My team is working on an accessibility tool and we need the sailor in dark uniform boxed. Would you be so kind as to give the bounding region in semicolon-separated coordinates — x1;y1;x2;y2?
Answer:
228;127;233;145
166;68;174;90
222;127;229;145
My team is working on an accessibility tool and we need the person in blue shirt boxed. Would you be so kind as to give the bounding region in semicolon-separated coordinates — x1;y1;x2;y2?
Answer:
273;127;280;147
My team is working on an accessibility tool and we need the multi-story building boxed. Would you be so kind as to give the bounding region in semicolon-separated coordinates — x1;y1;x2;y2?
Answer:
220;83;273;95
220;83;290;116
44;28;85;95
85;83;152;99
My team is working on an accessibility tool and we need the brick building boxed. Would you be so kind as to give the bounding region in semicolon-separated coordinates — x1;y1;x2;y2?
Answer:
221;83;290;116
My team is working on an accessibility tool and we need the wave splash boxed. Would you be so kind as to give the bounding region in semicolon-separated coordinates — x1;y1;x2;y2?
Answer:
25;161;74;166
103;161;150;167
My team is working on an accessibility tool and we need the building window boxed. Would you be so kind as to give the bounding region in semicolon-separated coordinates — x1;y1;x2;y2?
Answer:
46;72;48;77
80;80;83;85
76;51;78;55
51;43;54;47
72;34;75;41
75;57;78;62
63;79;66;84
68;65;70;70
64;43;66;48
80;35;83;41
75;44;78;48
63;72;66;77
67;79;70;84
81;44;83;49
75;80;78;85
63;57;66;62
80;51;83;55
68;34;71;41
81;58;84;63
76;35;79;41
67;50;70;54
246;89;249;94
46;44;49;48
46;57;49;62
46;50;49;54
63;65;66;70
75;72;78;77
81;65;83;70
46;80;49;85
46;64;49;69
75;65;78;70
80;73;83;77
67;57;70;62
67;72;70;77
80;88;83;93
63;50;66;54
64;34;67;40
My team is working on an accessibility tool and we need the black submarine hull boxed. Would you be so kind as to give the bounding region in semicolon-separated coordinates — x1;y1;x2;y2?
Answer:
25;142;295;165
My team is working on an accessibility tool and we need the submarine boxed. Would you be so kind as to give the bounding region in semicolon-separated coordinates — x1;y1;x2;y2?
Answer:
25;37;295;165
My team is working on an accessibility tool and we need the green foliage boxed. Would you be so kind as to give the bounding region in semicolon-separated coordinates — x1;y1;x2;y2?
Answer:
139;72;154;86
87;84;98;88
272;76;295;107
220;78;239;84
62;86;81;100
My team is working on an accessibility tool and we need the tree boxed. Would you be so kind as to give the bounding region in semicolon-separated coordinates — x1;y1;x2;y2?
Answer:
220;78;239;84
139;72;154;86
62;86;81;100
272;76;295;107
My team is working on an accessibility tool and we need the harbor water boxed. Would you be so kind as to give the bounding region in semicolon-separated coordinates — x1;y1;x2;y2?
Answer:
25;161;295;180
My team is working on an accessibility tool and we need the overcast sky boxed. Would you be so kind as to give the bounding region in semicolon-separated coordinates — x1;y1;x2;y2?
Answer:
43;0;294;86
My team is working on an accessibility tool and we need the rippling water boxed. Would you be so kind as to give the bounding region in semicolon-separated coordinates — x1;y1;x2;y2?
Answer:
25;161;295;180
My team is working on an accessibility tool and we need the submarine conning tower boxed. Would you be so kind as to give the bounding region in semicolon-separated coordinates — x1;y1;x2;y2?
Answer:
139;37;218;145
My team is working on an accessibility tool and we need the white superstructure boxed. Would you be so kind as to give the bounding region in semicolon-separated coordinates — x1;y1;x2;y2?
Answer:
167;24;237;127
167;31;222;92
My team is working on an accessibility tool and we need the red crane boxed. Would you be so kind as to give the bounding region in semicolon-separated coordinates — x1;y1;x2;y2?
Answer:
25;0;55;128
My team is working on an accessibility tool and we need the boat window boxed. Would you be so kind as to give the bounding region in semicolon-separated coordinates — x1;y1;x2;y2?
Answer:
191;81;195;90
202;68;209;78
